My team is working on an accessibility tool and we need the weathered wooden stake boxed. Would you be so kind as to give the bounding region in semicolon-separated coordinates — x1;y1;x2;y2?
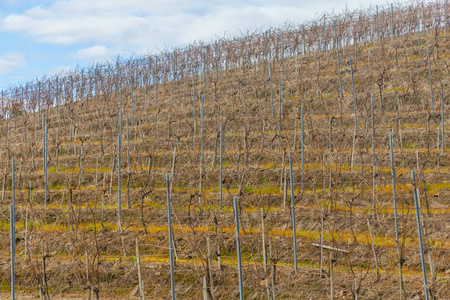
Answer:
136;238;145;300
367;218;380;281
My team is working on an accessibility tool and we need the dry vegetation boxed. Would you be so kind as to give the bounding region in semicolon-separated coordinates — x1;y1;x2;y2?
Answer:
0;1;449;299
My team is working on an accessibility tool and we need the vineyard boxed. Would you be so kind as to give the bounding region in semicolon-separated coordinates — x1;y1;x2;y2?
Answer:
1;1;450;299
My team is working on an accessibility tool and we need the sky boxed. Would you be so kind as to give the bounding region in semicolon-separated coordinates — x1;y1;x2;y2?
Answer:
0;0;411;91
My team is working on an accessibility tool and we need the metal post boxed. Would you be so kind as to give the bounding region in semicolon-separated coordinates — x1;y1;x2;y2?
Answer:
445;0;448;36
45;125;48;207
427;46;434;111
11;157;15;300
43;114;47;208
193;75;196;151
199;95;205;209
301;106;304;194
269;61;274;118
391;3;395;48
126;115;131;209
411;170;430;300
323;14;327;54
233;196;244;300
278;80;282;152
350;57;357;171
119;89;122;133
371;95;376;220
319;207;324;278
376;5;379;42
441;81;445;152
389;133;404;299
131;79;135;125
206;236;214;299
418;19;422;66
281;33;284;82
333;21;343;100
118;133;122;233
289;152;297;272
261;208;270;299
201;95;205;166
219;121;223;209
166;173;175;300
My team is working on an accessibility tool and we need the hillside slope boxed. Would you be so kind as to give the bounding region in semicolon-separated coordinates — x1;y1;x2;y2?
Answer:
0;2;449;299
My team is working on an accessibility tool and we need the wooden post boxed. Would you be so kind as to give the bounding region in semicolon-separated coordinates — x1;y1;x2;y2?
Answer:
367;219;380;281
136;238;145;300
203;276;208;300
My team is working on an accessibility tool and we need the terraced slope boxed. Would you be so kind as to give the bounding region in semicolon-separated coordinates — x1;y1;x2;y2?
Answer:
1;8;450;299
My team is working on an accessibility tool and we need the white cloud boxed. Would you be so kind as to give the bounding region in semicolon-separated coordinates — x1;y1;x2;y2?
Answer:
0;0;394;53
71;45;115;60
0;52;26;76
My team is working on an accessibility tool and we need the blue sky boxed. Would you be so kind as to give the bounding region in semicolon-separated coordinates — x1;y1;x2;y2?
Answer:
0;0;408;90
